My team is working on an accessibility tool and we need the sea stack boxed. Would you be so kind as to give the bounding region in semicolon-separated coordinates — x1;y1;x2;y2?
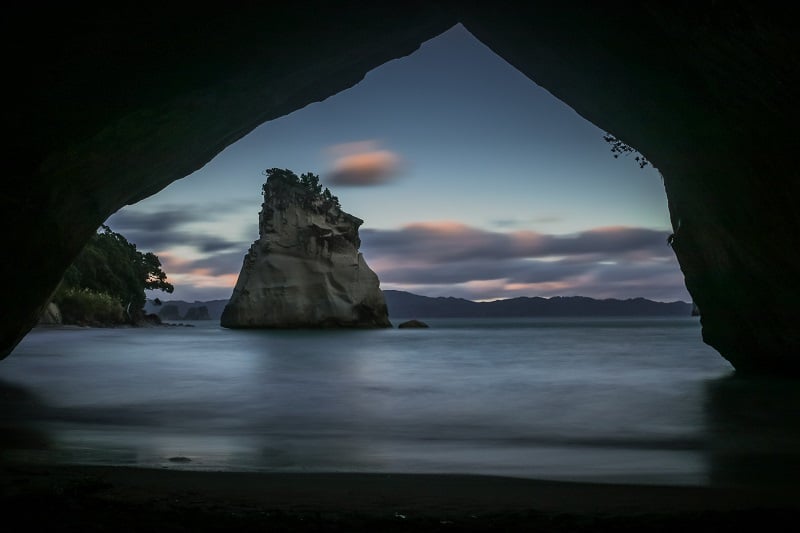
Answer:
221;168;391;328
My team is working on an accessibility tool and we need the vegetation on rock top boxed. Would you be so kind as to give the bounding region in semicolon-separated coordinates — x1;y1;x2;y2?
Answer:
262;168;341;209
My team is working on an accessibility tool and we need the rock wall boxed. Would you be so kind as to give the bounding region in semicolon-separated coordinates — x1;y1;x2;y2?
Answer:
37;303;62;326
221;172;390;328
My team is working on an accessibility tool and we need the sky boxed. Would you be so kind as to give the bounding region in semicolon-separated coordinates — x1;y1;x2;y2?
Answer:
106;24;689;304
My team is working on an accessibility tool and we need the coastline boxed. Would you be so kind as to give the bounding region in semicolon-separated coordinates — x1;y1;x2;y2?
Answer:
2;463;797;531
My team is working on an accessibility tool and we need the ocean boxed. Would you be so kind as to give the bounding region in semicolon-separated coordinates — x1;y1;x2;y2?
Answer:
2;317;798;487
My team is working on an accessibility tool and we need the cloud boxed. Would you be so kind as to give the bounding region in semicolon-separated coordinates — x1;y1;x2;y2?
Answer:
360;222;689;302
106;208;201;233
120;204;687;303
361;222;672;264
148;284;235;303
153;251;244;301
376;257;589;286
105;207;250;255
168;270;239;289
156;250;245;278
324;140;402;186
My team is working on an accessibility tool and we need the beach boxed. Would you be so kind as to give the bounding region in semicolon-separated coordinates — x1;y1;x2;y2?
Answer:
2;462;798;531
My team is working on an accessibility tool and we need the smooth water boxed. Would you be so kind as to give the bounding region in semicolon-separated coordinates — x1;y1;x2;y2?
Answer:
2;318;798;486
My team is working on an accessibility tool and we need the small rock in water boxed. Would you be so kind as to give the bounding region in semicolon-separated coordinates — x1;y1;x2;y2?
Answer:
398;319;429;328
168;456;192;463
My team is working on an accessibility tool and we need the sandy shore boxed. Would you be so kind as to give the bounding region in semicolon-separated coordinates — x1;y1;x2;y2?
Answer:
2;462;797;531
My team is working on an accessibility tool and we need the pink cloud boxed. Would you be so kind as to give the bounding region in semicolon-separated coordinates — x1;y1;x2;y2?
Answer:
168;270;239;289
324;140;403;186
361;221;688;302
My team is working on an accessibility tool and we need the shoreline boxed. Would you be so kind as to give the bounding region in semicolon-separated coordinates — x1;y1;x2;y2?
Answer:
2;462;797;531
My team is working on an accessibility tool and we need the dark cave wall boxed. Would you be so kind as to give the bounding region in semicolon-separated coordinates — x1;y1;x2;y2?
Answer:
456;2;800;373
3;2;800;374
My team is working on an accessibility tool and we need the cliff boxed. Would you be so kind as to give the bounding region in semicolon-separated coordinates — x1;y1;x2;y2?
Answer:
221;169;391;328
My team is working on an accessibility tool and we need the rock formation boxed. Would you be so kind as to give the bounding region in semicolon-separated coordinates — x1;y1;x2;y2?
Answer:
398;319;429;329
37;303;62;326
221;169;391;329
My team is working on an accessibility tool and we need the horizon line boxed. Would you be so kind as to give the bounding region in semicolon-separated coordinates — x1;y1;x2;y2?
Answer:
147;290;693;306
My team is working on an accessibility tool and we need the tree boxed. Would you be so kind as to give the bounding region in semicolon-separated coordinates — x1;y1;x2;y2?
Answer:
263;167;298;191
58;225;173;316
299;172;322;195
603;133;650;168
262;167;340;208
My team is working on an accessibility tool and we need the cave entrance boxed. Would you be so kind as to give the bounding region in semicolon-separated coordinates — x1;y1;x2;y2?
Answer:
4;23;746;486
105;24;688;310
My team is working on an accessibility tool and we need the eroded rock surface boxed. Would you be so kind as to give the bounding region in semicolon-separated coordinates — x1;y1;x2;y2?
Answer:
221;170;390;329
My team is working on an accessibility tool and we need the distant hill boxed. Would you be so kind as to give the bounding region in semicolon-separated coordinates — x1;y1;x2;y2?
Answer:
382;290;693;318
144;299;229;321
146;291;693;321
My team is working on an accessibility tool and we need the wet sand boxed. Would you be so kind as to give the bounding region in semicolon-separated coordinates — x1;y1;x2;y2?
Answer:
2;463;797;531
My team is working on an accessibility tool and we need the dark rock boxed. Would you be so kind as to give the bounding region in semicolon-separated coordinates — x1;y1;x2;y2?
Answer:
398;319;429;329
139;313;162;326
37;303;62;326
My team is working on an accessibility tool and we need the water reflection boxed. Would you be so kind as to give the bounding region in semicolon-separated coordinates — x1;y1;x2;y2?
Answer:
5;320;796;486
6;367;800;487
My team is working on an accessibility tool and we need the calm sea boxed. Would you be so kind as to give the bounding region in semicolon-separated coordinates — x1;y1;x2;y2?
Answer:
2;317;798;487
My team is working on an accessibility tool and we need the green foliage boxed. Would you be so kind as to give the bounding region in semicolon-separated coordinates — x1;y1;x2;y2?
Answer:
57;225;174;317
299;172;322;195
262;167;298;190
603;133;650;168
56;288;126;325
262;168;340;207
